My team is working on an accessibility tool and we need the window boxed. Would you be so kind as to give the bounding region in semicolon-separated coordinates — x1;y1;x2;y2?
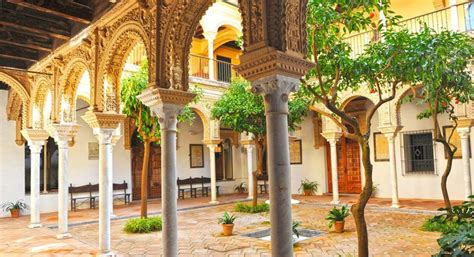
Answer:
402;131;436;174
25;137;59;193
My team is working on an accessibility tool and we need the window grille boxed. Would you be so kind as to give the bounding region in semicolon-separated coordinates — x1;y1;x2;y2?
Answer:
400;130;437;175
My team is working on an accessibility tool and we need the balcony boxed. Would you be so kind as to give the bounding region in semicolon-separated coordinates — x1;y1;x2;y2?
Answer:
344;2;474;58
189;54;237;85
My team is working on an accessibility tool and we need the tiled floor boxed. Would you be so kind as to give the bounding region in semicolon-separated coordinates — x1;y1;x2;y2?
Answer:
0;194;451;256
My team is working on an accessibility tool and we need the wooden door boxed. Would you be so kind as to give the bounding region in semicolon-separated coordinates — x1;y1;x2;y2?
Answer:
131;144;162;200
326;137;362;194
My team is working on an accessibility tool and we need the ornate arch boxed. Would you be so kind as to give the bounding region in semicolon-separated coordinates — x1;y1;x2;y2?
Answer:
0;71;30;129
31;77;53;128
98;19;151;113
190;105;211;141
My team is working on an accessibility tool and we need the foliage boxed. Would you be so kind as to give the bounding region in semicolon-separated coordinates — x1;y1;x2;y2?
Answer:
292;221;301;238
211;78;310;141
298;179;319;195
1;200;28;212
422;218;461;235
371;184;378;198
217;212;238;225
123;216;162;233
435;223;474;257
423;196;473;234
326;205;350;228
234;202;269;213
234;182;247;194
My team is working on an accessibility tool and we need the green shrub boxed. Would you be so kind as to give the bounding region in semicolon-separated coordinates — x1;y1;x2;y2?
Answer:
423;196;473;234
422;218;461;234
123;216;162;233
234;202;269;213
435;223;474;256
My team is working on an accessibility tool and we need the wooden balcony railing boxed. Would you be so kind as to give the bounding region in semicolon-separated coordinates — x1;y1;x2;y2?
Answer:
344;2;474;57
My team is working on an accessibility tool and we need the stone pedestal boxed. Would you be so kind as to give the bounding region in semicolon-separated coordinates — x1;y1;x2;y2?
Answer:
138;87;195;257
21;129;49;228
82;111;125;256
48;123;81;239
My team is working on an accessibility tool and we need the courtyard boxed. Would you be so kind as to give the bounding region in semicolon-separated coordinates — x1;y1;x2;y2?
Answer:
0;195;447;256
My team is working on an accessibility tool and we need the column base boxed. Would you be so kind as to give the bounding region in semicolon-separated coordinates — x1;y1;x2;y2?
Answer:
28;223;42;228
247;196;253;200
209;200;219;205
99;251;116;257
391;204;400;208
330;200;340;205
56;233;72;239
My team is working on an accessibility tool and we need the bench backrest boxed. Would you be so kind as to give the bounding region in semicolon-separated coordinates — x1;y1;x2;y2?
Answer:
257;174;268;181
69;183;91;194
113;180;128;191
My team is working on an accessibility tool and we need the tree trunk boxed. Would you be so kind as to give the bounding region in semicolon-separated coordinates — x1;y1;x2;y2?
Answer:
140;139;151;218
253;137;265;207
441;142;454;212
352;138;373;257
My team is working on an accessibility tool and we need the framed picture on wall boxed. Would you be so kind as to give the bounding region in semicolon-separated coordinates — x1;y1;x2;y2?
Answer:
88;142;99;160
443;126;471;159
290;139;302;165
189;144;204;168
373;132;389;161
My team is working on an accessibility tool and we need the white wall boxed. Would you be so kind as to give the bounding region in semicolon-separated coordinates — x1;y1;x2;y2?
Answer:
0;91;26;217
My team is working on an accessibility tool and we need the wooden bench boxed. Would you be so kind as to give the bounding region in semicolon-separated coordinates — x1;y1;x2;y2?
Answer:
177;176;220;199
69;183;96;211
69;181;130;211
257;174;269;194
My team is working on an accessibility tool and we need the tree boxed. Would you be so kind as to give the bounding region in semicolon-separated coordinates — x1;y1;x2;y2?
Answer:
303;1;417;256
405;27;474;212
121;61;197;218
211;78;309;207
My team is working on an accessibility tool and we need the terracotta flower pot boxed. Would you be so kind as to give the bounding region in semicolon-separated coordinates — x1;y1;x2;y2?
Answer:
222;224;234;236
334;221;345;233
10;208;20;218
303;189;312;196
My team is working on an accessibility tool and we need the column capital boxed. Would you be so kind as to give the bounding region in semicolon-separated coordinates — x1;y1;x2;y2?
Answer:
379;125;403;136
21;129;49;144
457;127;471;139
48;123;81;143
321;132;342;144
240;140;255;146
203;31;217;41
138;88;195;131
203;140;221;147
81;111;126;131
252;75;300;114
457;118;474;129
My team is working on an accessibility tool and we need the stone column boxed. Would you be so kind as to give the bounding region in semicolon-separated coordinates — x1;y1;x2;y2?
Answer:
203;31;217;81
82;111;125;256
206;143;219;203
380;126;402;208
458;127;472;199
22;129;49;228
138;88;195;257
48;123;80;239
110;134;122;217
325;133;341;204
245;145;254;199
449;0;459;31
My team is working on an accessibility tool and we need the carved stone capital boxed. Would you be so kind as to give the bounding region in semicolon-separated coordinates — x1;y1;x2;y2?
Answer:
237;48;313;82
138;87;195;132
457;127;471;139
21;129;49;144
379;125;403;139
321;132;343;144
252;75;300;114
203;139;221;146
48;123;81;144
81;111;126;130
457;118;474;129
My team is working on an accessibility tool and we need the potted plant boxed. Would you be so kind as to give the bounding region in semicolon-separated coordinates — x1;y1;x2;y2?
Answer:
326;205;350;233
1;200;28;218
217;212;238;236
233;182;247;194
292;220;301;244
298;179;318;196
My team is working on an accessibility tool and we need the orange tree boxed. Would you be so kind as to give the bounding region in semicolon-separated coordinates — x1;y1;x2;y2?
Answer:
302;0;418;256
405;27;474;212
211;78;309;207
121;61;198;218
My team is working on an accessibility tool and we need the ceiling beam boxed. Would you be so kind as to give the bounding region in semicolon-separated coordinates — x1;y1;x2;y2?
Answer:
0;29;52;52
0;44;39;63
7;0;92;24
0;59;29;70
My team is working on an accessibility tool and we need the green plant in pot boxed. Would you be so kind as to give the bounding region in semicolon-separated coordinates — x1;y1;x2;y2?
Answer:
218;212;238;236
326;205;350;233
298;179;318;196
234;182;247;194
1;200;28;218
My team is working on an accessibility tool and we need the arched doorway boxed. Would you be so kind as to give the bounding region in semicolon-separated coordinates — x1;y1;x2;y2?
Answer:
326;97;374;194
215;137;234;180
130;129;161;200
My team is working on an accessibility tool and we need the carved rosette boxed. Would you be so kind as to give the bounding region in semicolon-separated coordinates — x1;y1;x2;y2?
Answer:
21;129;49;144
81;111;126;130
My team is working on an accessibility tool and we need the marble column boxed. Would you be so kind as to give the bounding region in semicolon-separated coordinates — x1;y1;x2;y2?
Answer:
329;138;340;204
203;31;217;81
82;111;125;256
244;145;254;199
251;75;300;257
385;134;400;208
22;129;49;228
138;88;195;257
458;127;472;199
48;123;80;239
109;134;121;217
207;143;219;203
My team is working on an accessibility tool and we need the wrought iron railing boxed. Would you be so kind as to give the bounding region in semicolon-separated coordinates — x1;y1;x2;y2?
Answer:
189;54;236;84
344;2;474;57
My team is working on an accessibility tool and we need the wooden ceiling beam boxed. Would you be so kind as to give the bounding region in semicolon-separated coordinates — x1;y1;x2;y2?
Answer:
0;44;39;63
0;29;52;52
7;0;92;25
0;59;29;70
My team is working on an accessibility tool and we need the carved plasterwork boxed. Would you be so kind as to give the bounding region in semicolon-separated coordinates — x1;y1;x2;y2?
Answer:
81;110;126;130
138;87;196;108
48;123;81;143
0;70;31;129
21;129;49;143
6;90;22;121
